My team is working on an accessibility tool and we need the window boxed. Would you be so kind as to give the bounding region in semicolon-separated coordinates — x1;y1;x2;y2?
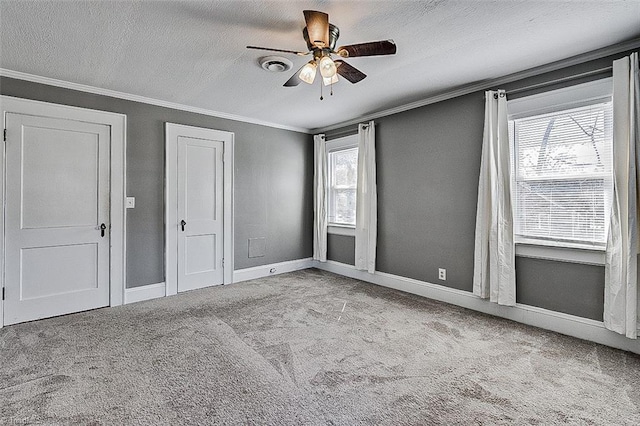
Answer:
509;79;613;252
326;135;358;232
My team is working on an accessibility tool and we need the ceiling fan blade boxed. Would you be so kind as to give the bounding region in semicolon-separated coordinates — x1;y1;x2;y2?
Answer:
247;45;307;56
303;10;329;48
283;67;303;87
336;40;397;58
335;60;367;84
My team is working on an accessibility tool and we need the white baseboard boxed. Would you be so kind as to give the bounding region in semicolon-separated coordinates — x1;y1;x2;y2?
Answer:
124;282;166;304
233;258;314;283
124;257;314;304
313;260;640;354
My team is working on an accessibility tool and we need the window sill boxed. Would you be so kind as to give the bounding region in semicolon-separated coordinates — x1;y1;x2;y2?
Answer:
328;225;355;237
515;240;605;266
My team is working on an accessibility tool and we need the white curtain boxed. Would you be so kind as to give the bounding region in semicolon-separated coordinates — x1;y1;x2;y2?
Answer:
473;90;516;306
313;134;328;262
355;121;377;273
605;52;640;338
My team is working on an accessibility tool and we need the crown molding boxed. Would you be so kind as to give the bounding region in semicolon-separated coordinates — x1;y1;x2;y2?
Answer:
0;68;310;134
313;37;640;133
3;36;639;136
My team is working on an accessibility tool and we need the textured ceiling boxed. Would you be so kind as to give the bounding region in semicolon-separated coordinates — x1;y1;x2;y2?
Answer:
1;1;639;132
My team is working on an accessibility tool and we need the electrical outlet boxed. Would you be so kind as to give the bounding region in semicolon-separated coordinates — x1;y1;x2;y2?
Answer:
438;268;446;280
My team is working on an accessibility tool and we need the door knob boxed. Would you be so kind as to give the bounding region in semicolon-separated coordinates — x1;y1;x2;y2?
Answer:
100;223;106;237
180;220;186;232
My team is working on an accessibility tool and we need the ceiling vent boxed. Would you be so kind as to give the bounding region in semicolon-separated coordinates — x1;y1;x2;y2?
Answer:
260;56;293;73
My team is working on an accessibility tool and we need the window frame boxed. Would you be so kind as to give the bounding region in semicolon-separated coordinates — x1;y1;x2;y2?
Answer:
325;134;358;236
507;78;613;265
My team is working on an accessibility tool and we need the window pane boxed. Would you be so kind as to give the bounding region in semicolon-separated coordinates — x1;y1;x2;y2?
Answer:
333;188;356;225
516;103;612;179
516;179;607;243
512;101;612;246
332;148;358;187
328;146;358;226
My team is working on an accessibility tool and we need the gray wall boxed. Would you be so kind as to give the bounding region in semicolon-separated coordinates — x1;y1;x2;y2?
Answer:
3;47;636;317
375;93;483;292
325;48;638;321
1;77;313;288
327;234;355;265
327;92;483;291
516;258;604;319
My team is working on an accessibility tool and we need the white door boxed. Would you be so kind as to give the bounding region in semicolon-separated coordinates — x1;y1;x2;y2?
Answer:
4;113;110;325
177;135;224;292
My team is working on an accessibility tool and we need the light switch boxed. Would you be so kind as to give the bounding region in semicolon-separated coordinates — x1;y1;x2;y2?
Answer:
126;197;135;209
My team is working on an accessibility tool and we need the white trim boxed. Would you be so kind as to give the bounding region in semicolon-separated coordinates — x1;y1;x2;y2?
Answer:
0;68;309;134
3;39;638;137
224;138;235;285
124;282;166;304
165;123;234;296
314;38;640;133
313;260;640;354
328;225;355;236
516;242;605;266
508;79;614;263
0;95;126;327
233;258;314;283
507;78;612;119
326;134;359;230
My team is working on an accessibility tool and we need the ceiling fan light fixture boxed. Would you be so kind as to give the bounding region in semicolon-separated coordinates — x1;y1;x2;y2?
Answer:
319;55;337;78
247;10;397;92
299;61;317;84
323;74;338;86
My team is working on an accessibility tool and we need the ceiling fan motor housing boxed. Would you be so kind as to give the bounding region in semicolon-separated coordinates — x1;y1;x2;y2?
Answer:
303;24;340;51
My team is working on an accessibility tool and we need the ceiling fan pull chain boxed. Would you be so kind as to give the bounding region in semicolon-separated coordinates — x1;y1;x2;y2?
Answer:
320;78;324;100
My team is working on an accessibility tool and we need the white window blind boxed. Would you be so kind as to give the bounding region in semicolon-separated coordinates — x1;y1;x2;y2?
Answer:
328;146;358;226
511;101;613;247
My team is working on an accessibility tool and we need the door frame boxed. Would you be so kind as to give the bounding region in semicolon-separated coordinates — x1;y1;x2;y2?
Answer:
165;123;234;295
0;95;127;328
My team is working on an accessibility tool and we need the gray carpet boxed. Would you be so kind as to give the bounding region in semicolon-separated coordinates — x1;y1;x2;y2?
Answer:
1;268;639;425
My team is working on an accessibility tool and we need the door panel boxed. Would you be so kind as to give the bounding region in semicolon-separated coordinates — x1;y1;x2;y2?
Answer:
185;234;217;274
21;243;99;299
186;144;217;221
177;136;224;292
21;125;99;229
4;113;110;325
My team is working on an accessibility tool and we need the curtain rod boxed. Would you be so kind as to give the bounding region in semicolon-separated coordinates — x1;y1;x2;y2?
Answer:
325;126;358;140
325;120;374;138
506;66;612;96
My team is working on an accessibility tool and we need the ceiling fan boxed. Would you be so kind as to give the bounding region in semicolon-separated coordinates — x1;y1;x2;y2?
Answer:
247;10;396;90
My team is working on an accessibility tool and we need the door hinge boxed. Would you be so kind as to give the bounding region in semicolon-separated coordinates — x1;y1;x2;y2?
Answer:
2;287;4;301
3;128;6;142
222;258;224;267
